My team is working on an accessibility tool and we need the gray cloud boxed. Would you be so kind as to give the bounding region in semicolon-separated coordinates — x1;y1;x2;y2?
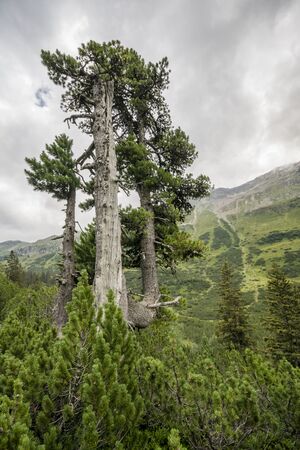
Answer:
0;0;299;241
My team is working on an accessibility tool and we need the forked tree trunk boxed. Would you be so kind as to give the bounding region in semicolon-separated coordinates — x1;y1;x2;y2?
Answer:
56;186;76;332
92;79;124;309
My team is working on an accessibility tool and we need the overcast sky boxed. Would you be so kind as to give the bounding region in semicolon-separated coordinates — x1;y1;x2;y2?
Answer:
0;0;299;242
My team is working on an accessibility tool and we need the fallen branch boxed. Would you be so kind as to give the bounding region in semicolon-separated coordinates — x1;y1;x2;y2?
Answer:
147;296;181;309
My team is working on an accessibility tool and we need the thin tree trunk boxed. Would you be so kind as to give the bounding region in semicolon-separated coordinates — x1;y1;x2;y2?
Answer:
92;79;124;310
56;186;76;332
138;186;160;304
137;120;160;305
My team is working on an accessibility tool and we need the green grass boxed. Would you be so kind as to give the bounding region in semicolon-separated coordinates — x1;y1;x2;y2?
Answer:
125;197;300;345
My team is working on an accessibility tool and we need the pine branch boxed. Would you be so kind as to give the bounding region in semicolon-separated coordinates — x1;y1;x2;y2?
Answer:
81;162;95;172
64;113;94;128
76;142;95;165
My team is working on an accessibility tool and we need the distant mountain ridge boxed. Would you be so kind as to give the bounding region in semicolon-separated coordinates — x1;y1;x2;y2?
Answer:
0;161;299;285
0;235;61;273
1;161;299;342
195;161;300;217
164;160;300;341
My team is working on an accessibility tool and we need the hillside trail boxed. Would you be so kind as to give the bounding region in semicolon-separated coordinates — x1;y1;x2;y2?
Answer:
217;216;259;306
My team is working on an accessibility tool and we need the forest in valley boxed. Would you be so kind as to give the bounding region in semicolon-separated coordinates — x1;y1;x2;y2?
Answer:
0;41;299;450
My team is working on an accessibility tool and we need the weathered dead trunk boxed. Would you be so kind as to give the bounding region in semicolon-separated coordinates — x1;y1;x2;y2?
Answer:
56;186;76;331
90;83;176;328
138;186;160;304
92;79;124;309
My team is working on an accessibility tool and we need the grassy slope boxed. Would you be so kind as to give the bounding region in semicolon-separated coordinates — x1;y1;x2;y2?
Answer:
126;197;300;345
0;237;61;274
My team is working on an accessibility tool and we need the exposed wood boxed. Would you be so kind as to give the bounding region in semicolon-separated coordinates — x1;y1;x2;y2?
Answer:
92;79;124;310
76;142;95;166
147;297;181;308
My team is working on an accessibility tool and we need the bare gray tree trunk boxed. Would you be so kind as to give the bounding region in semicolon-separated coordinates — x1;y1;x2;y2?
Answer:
90;83;176;328
92;79;124;309
56;186;76;332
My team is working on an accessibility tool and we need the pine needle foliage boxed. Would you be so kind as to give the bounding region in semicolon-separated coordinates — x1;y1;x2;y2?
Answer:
36;271;143;449
137;322;300;449
265;265;300;366
4;251;24;285
0;272;143;449
217;261;251;350
25;134;80;201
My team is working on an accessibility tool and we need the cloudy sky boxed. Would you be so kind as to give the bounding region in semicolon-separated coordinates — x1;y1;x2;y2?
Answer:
0;0;299;242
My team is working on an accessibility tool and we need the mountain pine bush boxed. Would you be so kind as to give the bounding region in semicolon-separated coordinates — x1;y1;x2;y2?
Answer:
0;272;143;449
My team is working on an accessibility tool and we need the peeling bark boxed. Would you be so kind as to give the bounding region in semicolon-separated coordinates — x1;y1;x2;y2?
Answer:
93;79;124;309
90;82;174;328
56;186;76;332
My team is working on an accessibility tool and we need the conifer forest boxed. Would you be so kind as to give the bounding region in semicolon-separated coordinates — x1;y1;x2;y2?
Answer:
0;40;299;450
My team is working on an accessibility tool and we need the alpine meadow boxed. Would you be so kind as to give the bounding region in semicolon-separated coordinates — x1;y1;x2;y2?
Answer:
0;34;300;450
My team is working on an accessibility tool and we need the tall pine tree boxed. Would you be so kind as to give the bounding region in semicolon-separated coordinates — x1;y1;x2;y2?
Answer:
5;251;23;285
265;265;300;366
25;134;80;330
217;261;250;350
41;41;144;316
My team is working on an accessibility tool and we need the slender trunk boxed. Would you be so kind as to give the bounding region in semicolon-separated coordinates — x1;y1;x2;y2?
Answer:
127;184;158;328
92;79;124;310
137;121;160;304
138;186;160;304
56;186;76;332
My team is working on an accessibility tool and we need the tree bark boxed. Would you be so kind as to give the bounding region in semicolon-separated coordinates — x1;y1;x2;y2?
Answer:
56;186;76;332
138;186;160;304
89;82;175;328
136;120;160;306
92;79;124;310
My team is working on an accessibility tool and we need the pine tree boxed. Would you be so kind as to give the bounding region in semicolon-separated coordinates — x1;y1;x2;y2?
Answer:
115;58;211;305
217;261;250;350
36;271;143;449
5;251;23;285
41;41;142;315
0;271;18;321
265;265;300;366
25;134;80;330
75;219;96;283
117;133;210;301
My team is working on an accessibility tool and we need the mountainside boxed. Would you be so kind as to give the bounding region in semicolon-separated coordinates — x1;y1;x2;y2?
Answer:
1;162;299;342
164;161;300;342
0;235;61;274
187;161;300;278
192;161;300;217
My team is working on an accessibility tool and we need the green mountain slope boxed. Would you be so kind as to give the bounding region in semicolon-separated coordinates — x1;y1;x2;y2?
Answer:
0;236;61;274
1;162;299;343
168;161;300;342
